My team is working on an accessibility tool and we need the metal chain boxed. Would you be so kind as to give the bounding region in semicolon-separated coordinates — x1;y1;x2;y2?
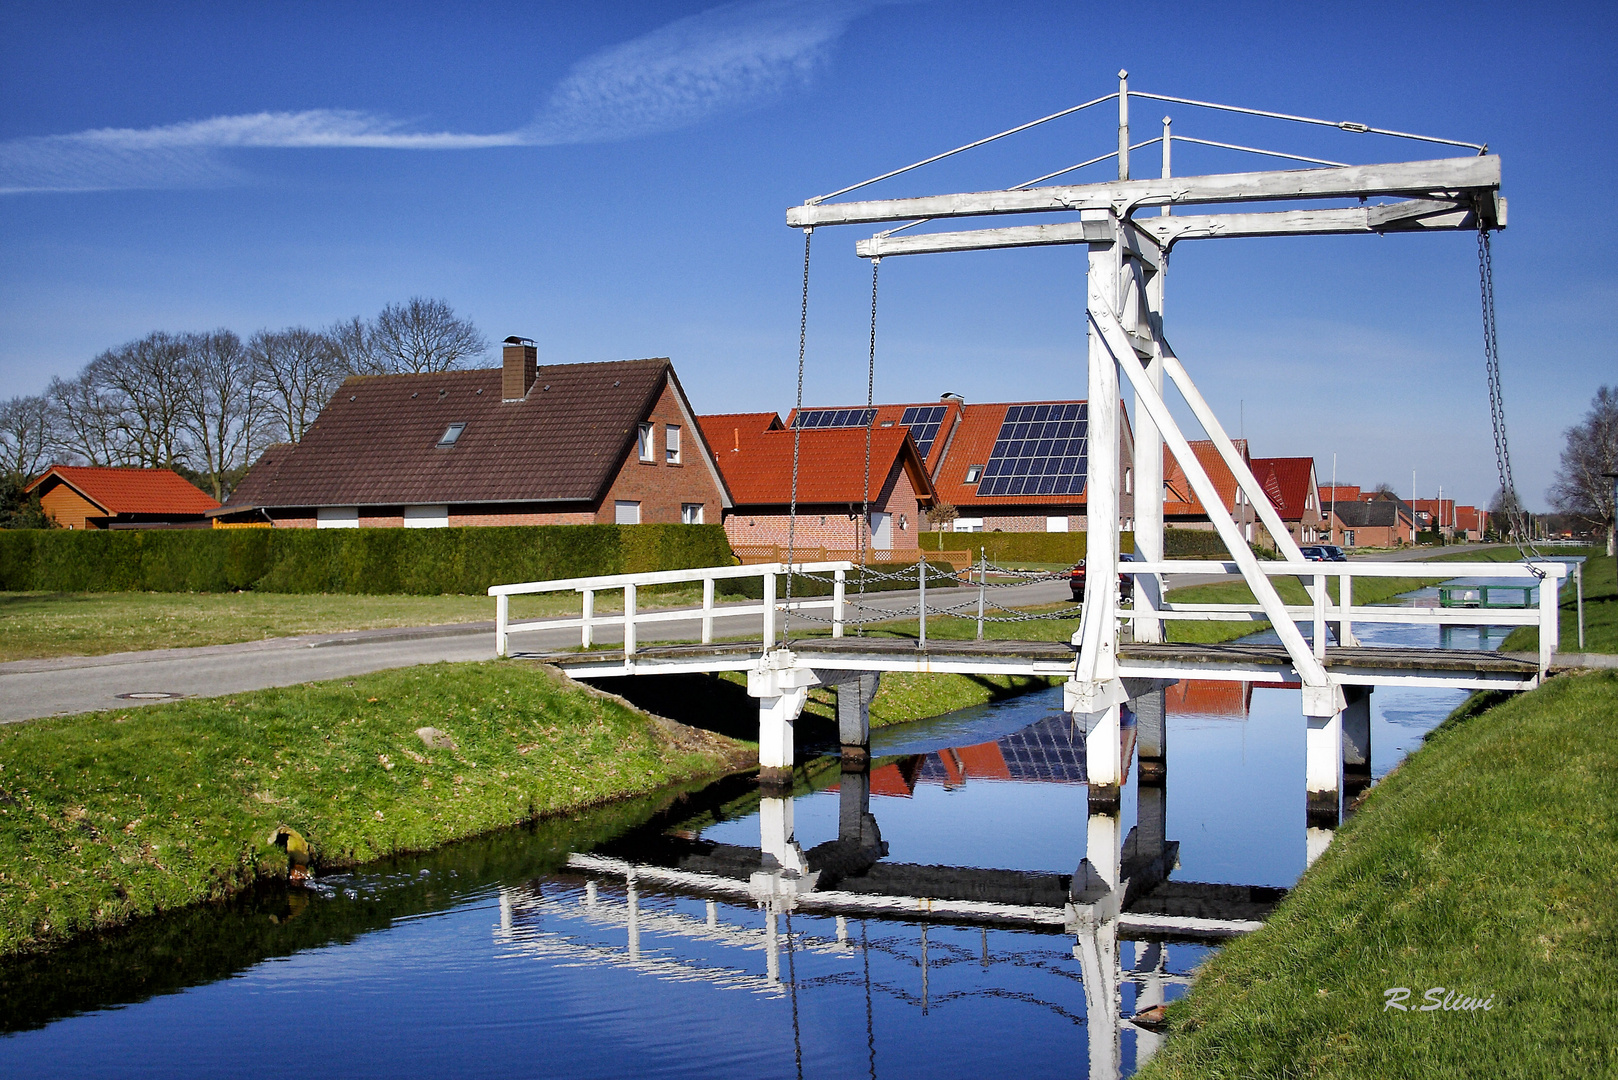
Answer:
785;227;813;641
859;257;880;635
1477;228;1544;574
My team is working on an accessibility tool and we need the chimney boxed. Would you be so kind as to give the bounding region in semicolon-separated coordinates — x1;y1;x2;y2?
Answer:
502;336;536;401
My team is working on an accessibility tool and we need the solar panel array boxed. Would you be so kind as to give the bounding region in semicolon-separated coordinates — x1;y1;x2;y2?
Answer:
898;405;948;458
792;408;876;429
977;403;1088;497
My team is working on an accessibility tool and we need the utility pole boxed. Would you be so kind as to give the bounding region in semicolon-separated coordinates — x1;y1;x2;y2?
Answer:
1411;468;1418;545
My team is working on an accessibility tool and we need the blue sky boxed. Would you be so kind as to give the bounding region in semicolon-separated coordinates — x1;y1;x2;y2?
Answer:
2;1;1613;508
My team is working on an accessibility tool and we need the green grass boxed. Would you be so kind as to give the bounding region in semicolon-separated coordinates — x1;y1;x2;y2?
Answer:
0;587;710;662
1500;547;1618;656
1162;546;1533;646
0;660;747;956
1139;671;1618;1080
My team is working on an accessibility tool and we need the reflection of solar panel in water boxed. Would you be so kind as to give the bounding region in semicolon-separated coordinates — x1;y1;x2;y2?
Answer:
792;408;876;429
978;403;1088;497
898;405;948;458
916;716;1088;785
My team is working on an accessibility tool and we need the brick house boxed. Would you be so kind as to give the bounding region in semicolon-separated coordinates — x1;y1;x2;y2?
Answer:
699;411;935;552
1162;439;1259;540
1328;500;1407;549
215;341;729;528
1250;456;1324;545
783;396;1135;534
26;465;220;529
1454;505;1489;541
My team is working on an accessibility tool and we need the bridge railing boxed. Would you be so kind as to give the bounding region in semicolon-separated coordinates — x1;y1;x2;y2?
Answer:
489;562;857;659
1123;560;1569;673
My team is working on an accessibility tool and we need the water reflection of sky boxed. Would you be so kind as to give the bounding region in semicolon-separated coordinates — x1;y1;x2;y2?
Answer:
0;578;1524;1080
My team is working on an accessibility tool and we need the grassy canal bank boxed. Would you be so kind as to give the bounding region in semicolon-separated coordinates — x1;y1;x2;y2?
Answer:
0;660;749;957
1139;671;1618;1079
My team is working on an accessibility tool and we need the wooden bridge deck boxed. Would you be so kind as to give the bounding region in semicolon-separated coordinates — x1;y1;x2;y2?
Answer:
528;636;1540;689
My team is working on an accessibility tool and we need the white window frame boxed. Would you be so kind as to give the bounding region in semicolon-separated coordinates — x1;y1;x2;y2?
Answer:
317;506;359;529
1045;516;1069;533
637;423;654;462
953;517;984;533
403;505;449;529
665;424;681;464
681;502;704;525
615;500;641;525
964;464;983;484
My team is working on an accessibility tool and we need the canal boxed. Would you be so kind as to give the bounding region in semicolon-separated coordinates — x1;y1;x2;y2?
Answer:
0;582;1519;1078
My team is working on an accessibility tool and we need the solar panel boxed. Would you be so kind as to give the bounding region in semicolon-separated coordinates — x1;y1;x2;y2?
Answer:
977;403;1088;497
792;408;876;429
898;405;948;458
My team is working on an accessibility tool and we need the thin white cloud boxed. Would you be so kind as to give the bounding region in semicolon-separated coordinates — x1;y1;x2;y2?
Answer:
1;1;879;194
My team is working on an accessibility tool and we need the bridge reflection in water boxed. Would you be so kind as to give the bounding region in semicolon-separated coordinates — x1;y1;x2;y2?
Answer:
494;691;1284;1080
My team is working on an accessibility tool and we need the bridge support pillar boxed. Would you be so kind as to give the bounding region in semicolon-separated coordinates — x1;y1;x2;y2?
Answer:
1079;704;1124;810
1134;688;1166;783
756;689;808;788
1306;708;1343;849
1342;685;1372;797
836;673;880;766
838;760;882;851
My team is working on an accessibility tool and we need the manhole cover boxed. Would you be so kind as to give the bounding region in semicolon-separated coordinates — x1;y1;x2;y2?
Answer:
116;692;184;701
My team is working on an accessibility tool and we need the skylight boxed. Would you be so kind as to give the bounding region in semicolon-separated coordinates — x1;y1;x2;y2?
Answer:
437;423;467;447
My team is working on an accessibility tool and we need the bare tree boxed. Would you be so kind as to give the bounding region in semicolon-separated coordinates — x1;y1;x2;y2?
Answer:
180;330;268;500
368;297;488;374
48;370;128;466
250;327;346;444
1548;385;1618;555
84;332;194;468
326;314;385;377
0;394;58;479
925;501;959;549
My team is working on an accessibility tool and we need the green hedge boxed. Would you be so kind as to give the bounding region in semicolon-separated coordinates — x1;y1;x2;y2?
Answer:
1164;527;1232;557
921;531;1136;565
0;525;733;595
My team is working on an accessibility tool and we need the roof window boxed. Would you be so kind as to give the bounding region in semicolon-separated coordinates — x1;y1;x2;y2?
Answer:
437;423;467;447
964;464;983;484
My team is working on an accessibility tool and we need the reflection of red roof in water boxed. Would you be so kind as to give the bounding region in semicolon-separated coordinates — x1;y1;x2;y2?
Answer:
1165;680;1253;718
869;760;920;798
953;742;1012;780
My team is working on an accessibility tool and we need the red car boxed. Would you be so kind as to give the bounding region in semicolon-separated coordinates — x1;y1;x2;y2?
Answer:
1069;552;1138;603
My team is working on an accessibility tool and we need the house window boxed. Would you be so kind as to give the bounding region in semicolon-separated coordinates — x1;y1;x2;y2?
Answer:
964;464;983;484
404;505;449;529
681;503;704;525
317;506;359;529
953;517;984;533
1125;468;1133;495
1045;516;1069;533
437;423;466;447
615;500;641;525
637;423;654;462
665;424;681;464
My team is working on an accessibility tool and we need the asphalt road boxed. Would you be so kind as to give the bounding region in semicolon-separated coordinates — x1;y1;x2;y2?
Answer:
0;545;1515;724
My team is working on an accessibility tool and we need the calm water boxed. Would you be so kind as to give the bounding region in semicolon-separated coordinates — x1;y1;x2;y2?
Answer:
0;583;1518;1079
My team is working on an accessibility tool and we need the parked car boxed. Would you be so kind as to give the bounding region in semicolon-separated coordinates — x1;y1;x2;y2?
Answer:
1318;544;1348;561
1300;545;1328;562
1070;551;1138;603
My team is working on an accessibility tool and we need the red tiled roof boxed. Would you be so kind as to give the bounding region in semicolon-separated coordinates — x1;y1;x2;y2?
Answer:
1319;485;1361;506
698;421;934;506
1250;457;1318;522
785;399;964;473
26;465;219;515
698;412;782;456
1163;439;1248;517
932;400;1112;507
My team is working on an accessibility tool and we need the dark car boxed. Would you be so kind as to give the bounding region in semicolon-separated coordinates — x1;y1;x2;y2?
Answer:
1070;551;1137;603
1318;545;1348;562
1300;545;1328;562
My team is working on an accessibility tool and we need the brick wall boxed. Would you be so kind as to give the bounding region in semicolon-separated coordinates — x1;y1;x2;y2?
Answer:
449;509;595;527
596;381;726;524
722;458;924;552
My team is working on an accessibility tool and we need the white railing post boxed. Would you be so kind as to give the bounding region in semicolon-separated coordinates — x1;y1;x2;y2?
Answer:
581;588;594;648
1537;568;1559;674
977;548;987;642
701;575;715;644
763;569;777;650
833;569;846;639
1313;572;1327;660
496;593;509;657
918;553;927;650
1575;563;1585;651
1340;573;1352;645
623;583;637;658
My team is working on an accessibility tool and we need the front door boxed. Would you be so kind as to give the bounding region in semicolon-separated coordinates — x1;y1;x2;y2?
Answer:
870;512;893;550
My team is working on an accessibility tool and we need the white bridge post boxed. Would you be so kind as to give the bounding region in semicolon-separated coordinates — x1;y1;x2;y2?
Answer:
701;575;715;644
495;592;509;657
833;568;846;638
581;588;594;648
837;673;880;765
623;583;637;658
1083;703;1124;809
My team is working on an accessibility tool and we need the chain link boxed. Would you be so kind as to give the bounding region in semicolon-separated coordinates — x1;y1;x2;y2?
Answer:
784;228;813;639
1477;228;1544;575
859;257;880;635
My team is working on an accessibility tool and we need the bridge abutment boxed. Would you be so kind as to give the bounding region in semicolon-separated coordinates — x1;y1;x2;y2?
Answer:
835;672;880;766
1342;685;1373;796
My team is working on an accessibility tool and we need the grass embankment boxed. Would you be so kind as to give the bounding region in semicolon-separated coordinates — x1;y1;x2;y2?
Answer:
1500;546;1617;655
1162;546;1528;646
0;587;708;662
0;661;748;957
1139;671;1618;1079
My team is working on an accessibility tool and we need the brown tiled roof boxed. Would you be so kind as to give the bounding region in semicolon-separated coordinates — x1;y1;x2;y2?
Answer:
26;465;219;515
222;358;681;509
698;420;934;506
224;444;293;509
